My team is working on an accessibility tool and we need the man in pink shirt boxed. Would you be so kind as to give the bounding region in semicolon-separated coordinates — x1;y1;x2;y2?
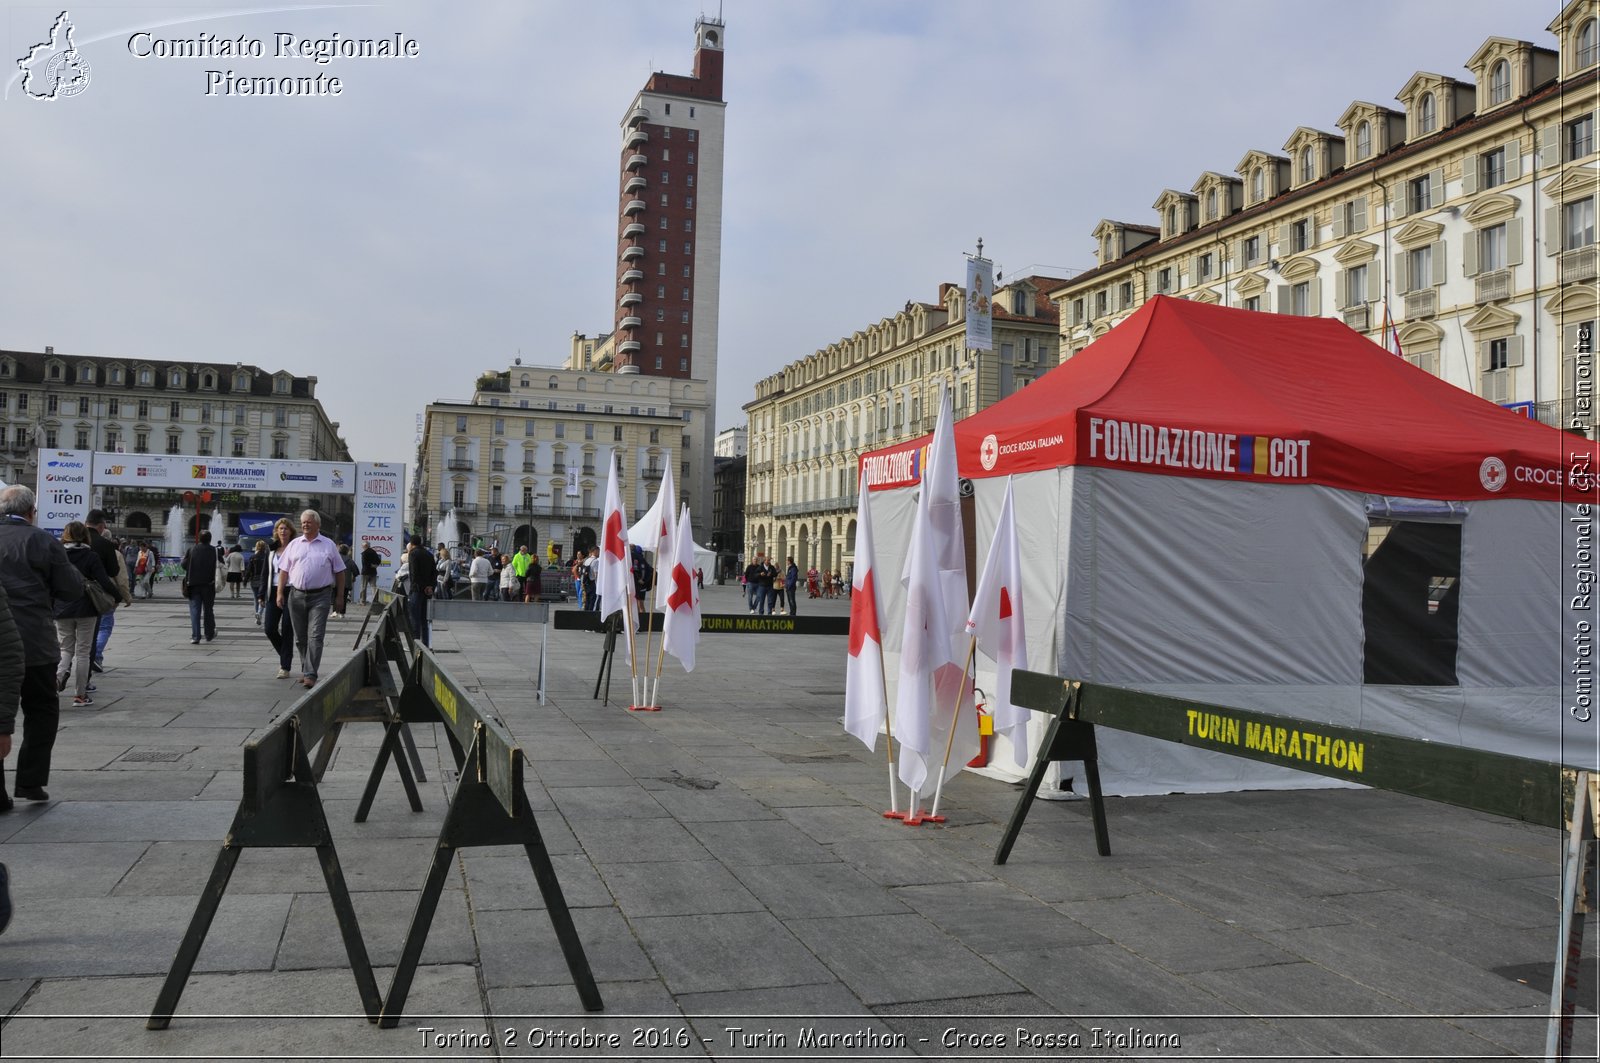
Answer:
274;509;346;688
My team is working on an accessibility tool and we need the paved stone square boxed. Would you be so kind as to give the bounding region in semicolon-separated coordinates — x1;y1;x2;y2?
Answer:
0;584;1593;1059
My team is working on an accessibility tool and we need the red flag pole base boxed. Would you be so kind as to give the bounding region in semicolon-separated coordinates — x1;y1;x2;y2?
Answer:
921;814;948;824
881;810;907;820
902;813;926;826
628;704;663;712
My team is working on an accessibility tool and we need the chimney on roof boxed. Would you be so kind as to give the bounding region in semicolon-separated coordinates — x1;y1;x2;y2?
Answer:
44;346;53;355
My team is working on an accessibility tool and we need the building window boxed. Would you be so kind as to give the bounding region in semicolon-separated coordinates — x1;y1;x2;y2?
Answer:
1251;167;1264;203
456;414;467;431
1291;219;1310;253
685;196;693;209
680;334;689;347
1157;267;1172;293
679;358;688;371
14;395;24;412
45;429;58;448
1299;147;1314;183
168;400;180;419
1118;281;1133;309
1488;337;1510;371
47;363;61;380
75;430;89;449
107;398;120;417
167;433;181;454
135;432;148;453
584;423;594;441
1408;174;1432;214
681;310;690;323
1581;19;1599;69
46;395;58;414
1355;120;1371;159
1408;244;1434;289
272;440;287;459
232;436;247;457
1206;188;1217;220
1565;198;1596;250
1348;263;1368;307
1165;205;1176;234
78;365;92;382
200;403;212;423
1419;92;1437;133
613;425;623;442
1292;282;1311;316
1568;114;1595;160
1480;148;1506;189
1481;223;1508;272
1197;253;1213;281
138;399;149;419
1489;60;1511;105
1243;235;1261;265
682;287;690;300
1094;291;1108;317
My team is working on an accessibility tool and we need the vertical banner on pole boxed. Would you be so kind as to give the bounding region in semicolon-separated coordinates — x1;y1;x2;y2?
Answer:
35;448;93;534
354;462;407;588
965;257;994;352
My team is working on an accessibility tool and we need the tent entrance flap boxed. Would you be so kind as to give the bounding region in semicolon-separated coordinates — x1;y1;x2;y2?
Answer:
1362;519;1462;686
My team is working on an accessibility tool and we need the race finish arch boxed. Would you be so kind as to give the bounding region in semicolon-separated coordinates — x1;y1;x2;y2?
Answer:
35;449;407;585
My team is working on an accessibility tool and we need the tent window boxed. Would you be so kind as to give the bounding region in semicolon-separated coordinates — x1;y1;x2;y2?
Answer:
1361;519;1461;685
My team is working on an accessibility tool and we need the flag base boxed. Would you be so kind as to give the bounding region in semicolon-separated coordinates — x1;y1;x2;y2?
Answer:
881;810;906;820
902;814;926;826
922;813;948;824
628;704;662;712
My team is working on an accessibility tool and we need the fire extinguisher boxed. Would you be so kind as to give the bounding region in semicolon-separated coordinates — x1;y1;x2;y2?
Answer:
967;687;992;768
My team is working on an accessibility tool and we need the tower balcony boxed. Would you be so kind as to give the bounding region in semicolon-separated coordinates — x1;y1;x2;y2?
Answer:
620;315;642;330
619;340;642;354
624;199;646;215
621;245;645;261
623;222;645;238
620;269;644;283
624;175;647;194
626;153;648;171
619;292;643;308
626;128;648;149
626;106;650;127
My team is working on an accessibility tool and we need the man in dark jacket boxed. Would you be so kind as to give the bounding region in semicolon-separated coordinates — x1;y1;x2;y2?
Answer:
183;532;219;644
0;485;84;806
359;543;381;605
84;509;127;674
0;579;21;925
405;536;436;646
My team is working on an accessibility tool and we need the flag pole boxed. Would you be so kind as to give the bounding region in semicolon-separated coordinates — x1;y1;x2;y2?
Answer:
927;637;978;823
624;591;642;708
879;642;902;819
640;565;659;701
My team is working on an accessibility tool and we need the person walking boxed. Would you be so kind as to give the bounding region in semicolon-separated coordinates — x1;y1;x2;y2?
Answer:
358;542;381;605
468;548;492;600
511;545;533;601
404;536;436;646
133;542;155;599
0;485;84;806
247;541;269;625
224;544;246;599
744;555;764;614
332;543;353;618
55;522;116;707
275;510;346;689
582;547;599;612
83;511;131;675
182;532;219;644
261;520;295;677
498;554;519;601
784;557;800;616
0;580;24;911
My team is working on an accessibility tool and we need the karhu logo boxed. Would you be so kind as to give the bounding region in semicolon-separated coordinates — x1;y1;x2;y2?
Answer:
17;11;92;101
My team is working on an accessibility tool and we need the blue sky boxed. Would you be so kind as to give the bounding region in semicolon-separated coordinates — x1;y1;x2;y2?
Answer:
0;0;1558;466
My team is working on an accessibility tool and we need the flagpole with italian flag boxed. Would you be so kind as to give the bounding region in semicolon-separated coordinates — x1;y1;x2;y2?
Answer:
598;454;642;709
658;503;701;697
966;476;1031;771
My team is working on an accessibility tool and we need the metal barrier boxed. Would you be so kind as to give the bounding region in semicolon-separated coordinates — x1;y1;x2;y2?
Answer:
147;596;601;1031
996;670;1598;1059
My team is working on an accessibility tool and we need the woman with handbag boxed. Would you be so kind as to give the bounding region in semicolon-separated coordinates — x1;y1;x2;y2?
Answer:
55;521;117;706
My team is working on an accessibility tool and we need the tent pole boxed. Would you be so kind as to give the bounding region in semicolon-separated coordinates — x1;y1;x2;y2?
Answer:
929;638;979;821
879;642;901;818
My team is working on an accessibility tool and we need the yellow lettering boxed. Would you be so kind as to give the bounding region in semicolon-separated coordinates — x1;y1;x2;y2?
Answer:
1223;715;1239;746
1288;731;1301;759
1273;727;1287;754
1331;739;1347;769
1187;709;1199;736
1244;721;1262;750
433;674;457;724
1347;741;1364;774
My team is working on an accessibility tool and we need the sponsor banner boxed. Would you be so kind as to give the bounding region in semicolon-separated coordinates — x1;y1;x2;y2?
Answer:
36;449;92;533
237;512;283;540
860;439;928;490
1082;417;1309;481
965;256;993;352
354;461;406;583
91;453;355;493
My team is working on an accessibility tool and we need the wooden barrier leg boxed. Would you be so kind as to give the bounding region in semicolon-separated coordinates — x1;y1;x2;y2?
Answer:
994;712;1061;866
315;839;383;1022
376;832;457;1029
310;720;343;782
1081;749;1112;857
399;723;428;783
355;722;422;823
146;845;242;1029
523;835;602;1011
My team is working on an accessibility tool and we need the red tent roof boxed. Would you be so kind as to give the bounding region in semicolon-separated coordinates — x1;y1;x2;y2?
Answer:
861;296;1598;502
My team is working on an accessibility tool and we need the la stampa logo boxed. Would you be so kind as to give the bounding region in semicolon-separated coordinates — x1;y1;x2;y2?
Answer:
17;11;91;100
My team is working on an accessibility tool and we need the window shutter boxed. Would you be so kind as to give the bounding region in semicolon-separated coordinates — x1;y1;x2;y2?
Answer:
1334;269;1349;309
1430;241;1446;285
1366;262;1382;302
1463;233;1479;277
1429;169;1444;208
1276;284;1290;311
1506;218;1524;266
1479;340;1494;373
1308;280;1322;317
1394;252;1410;293
1504;140;1521;181
1485;371;1508;404
1392;189;1409;220
1332;208;1346;240
1461;158;1478;196
1354;196;1368;231
1306;214;1319;249
1546;205;1562;255
1542;123;1560;164
1277;223;1291;252
1504;334;1525;368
